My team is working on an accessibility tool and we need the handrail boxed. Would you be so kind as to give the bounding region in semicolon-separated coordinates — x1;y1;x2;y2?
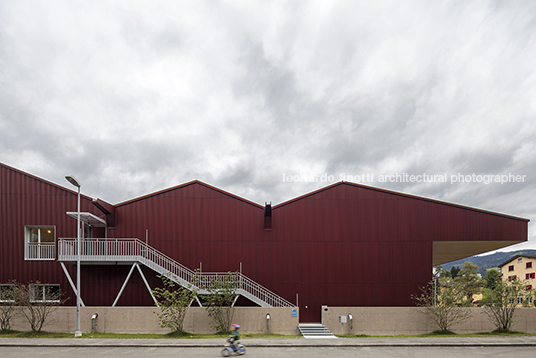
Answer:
57;238;295;307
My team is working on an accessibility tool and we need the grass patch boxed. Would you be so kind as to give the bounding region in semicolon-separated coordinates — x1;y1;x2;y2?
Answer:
429;330;456;335
0;331;74;338
0;330;301;339
339;331;536;338
3;330;534;339
417;331;536;338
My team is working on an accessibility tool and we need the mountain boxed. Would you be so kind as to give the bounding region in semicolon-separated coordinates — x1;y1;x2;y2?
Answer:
439;250;536;277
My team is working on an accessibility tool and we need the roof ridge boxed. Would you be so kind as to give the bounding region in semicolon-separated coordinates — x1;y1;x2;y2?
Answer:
272;180;529;221
114;179;264;208
0;161;94;200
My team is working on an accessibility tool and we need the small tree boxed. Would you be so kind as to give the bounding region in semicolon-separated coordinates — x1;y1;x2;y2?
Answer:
151;274;195;333
0;285;16;331
483;268;501;291
12;280;66;332
413;279;472;333
454;262;483;303
450;266;460;279
194;270;239;333
481;277;534;332
434;265;449;279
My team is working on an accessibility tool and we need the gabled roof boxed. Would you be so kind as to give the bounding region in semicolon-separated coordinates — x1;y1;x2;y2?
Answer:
498;254;536;269
0;162;95;201
114;179;264;209
273;181;529;222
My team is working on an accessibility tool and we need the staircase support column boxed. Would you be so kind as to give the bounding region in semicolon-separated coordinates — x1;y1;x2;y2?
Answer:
136;263;158;306
231;294;239;307
112;263;137;307
60;262;85;307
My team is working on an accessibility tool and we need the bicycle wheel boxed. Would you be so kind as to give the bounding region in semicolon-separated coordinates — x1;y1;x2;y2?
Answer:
237;344;246;355
221;348;231;357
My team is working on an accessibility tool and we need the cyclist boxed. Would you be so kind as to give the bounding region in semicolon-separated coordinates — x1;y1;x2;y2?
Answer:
229;324;241;350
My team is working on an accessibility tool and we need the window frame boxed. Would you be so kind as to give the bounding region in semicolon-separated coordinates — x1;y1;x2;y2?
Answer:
24;225;56;260
0;284;15;302
29;284;61;303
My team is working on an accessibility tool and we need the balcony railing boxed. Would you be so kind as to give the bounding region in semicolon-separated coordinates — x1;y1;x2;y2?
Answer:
57;238;295;307
25;243;55;260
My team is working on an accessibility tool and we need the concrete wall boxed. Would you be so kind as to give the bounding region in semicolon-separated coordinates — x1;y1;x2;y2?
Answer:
321;306;536;335
9;306;299;335
9;305;536;335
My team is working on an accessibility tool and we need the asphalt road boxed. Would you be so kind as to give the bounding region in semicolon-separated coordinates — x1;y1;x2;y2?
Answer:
1;346;535;358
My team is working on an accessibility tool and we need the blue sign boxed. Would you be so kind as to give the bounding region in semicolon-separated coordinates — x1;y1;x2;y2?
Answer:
291;308;297;317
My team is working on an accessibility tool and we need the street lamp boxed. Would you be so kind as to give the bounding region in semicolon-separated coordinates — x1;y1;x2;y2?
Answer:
65;175;82;337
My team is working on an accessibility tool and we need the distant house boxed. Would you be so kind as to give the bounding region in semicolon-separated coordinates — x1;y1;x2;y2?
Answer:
498;254;536;306
0;162;530;322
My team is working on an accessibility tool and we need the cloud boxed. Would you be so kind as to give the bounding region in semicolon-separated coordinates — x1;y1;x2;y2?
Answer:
1;0;535;250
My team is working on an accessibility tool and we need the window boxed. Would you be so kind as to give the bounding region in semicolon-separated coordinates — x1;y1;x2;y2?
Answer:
508;265;514;272
527;285;533;291
518;297;523;305
29;284;60;302
518;258;523;263
25;226;55;260
508;275;517;281
0;284;14;302
526;273;536;280
527;262;533;269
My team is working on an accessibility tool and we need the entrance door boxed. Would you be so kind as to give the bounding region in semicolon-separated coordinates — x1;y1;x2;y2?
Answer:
299;301;321;323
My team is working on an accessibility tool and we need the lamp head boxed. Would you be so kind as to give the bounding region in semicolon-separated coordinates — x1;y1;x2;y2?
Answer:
65;175;81;188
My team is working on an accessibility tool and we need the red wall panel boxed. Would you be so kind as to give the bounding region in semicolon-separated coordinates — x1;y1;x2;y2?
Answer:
1;164;529;323
0;163;107;306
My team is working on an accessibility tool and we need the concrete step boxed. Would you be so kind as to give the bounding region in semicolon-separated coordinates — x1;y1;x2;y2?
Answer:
298;323;337;339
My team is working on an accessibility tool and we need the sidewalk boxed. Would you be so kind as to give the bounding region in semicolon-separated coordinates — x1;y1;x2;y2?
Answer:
1;336;536;347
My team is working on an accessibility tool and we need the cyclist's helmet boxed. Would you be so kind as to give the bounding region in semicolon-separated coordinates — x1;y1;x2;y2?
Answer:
232;324;240;329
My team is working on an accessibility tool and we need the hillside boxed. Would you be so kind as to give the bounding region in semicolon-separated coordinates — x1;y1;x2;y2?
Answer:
440;250;536;277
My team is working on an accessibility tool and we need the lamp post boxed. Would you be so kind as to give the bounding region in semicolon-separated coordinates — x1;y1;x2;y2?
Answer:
65;175;82;337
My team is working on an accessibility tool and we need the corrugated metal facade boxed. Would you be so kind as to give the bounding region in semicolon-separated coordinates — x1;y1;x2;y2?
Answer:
0;163;105;303
0;162;529;322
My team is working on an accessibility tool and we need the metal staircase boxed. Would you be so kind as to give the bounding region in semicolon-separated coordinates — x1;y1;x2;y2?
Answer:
298;323;337;339
57;238;295;307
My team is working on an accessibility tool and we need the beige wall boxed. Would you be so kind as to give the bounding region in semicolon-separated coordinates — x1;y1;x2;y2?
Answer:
9;306;299;335
321;306;536;335
9;305;536;335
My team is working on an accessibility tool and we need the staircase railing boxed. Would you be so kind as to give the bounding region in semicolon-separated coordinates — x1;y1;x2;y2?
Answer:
57;238;295;307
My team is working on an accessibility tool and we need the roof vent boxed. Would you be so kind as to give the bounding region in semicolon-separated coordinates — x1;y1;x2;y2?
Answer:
264;202;272;230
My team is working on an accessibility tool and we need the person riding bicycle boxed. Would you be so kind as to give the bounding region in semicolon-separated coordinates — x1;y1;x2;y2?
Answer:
229;324;241;350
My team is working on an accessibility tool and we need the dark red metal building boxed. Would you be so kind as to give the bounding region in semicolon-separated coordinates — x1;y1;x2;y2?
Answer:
0;162;529;322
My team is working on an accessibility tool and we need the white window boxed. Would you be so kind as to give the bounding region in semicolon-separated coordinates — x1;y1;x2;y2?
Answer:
25;226;56;260
0;284;15;302
29;284;60;303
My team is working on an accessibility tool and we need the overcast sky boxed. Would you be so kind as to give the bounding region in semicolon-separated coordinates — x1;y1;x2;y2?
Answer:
1;1;535;253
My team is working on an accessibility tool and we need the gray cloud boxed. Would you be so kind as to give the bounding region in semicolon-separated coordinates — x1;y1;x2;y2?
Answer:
1;0;535;251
